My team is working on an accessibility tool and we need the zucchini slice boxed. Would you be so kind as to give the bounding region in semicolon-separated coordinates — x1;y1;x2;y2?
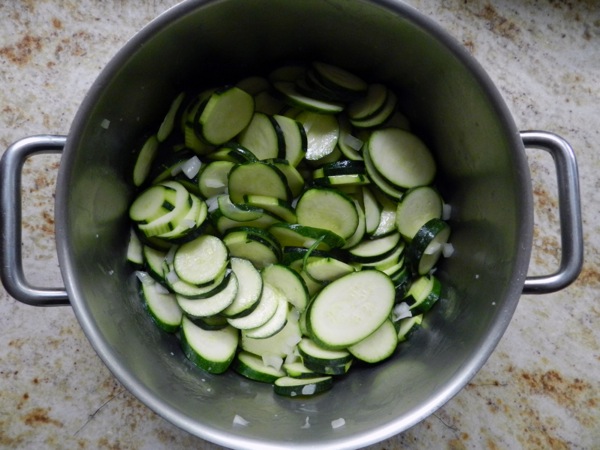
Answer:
307;270;395;349
180;317;238;374
233;351;286;383
273;376;333;397
228;161;291;204
367;128;436;189
198;86;254;145
295;187;359;240
407;218;451;275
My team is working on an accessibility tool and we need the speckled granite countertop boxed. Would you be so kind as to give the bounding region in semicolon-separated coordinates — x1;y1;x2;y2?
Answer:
0;1;598;449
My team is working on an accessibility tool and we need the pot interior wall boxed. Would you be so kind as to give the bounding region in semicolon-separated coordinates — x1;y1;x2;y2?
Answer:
57;0;532;448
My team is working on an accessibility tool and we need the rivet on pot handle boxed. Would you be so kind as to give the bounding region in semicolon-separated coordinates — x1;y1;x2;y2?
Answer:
0;135;70;306
521;131;584;294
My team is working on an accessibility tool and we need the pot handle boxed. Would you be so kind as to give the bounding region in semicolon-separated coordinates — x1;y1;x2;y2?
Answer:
0;135;70;306
521;131;583;294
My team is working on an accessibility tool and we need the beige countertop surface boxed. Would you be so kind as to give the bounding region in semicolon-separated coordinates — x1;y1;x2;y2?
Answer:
0;1;598;449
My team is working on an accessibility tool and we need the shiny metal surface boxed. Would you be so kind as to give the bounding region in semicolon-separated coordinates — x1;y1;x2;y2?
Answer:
521;131;583;294
0;0;581;448
0;135;69;306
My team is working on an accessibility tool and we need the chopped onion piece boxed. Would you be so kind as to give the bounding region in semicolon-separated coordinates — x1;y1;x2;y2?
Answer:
442;203;452;220
165;245;177;264
392;302;412;322
301;416;311;429
206;195;220;212
135;271;154;285
166;270;179;285
100;118;110;129
182;156;202;179
232;414;249;427
331;418;346;429
442;242;455;258
153;283;170;295
343;133;363;151
262;354;283;371
182;218;196;229
204;178;225;188
301;384;316;396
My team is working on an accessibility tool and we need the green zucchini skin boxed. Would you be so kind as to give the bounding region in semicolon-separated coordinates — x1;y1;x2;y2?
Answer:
126;60;453;396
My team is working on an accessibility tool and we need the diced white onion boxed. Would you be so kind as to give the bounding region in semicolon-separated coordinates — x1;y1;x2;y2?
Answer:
135;271;154;285
392;302;412;322
205;195;220;212
331;418;346;429
165;245;177;264
442;242;455;258
262;354;283;371
343;133;363;151
153;283;170;295
301;416;311;429
301;384;316;396
182;218;196;229
232;414;249;427
284;352;299;365
442;203;452;220
100;118;110;129
204;178;225;188
182;156;202;179
166;270;179;284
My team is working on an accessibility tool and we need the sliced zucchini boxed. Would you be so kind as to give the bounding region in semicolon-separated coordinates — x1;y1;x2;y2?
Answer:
157;92;185;142
307;270;395;349
347;319;398;363
261;263;309;312
368;128;436;189
197;86;254;145
217;195;264;222
227;283;281;330
173;235;229;286
406;218;451;275
268;223;346;251
238;112;284;160
233;351;286;383
282;361;317;379
273;376;333;397
403;274;441;314
272;114;307;166
228;161;291;204
140;280;182;333
295;187;359;240
240;309;302;358
222;257;263;318
223;228;281;269
127;228;144;267
347;232;402;263
198;160;235;198
397;313;424;342
273;81;344;114
180;317;238;374
243;195;297;223
243;293;289;339
304;257;356;283
295;111;340;161
177;272;238;318
132;134;160;187
395;186;443;241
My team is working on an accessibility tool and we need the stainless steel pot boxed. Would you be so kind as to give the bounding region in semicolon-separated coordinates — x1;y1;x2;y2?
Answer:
0;1;583;449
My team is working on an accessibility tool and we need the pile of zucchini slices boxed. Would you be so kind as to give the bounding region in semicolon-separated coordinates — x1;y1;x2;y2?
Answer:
127;61;453;398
